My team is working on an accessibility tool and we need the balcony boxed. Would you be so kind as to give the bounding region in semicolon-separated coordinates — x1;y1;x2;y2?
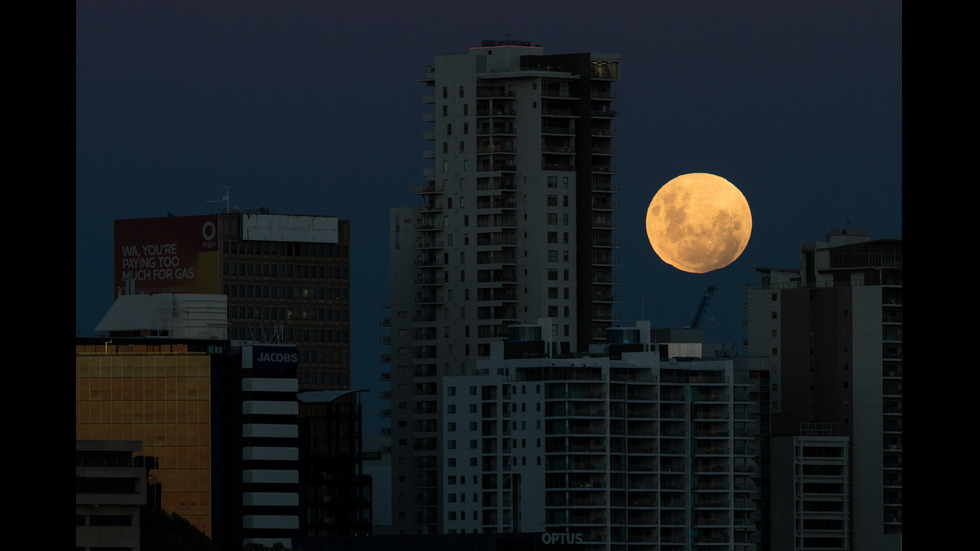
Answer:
591;109;619;118
542;123;575;135
543;160;575;172
477;233;517;247
593;164;620;174
414;293;444;305
413;202;442;212
413;219;445;231
412;181;447;195
413;256;444;267
590;127;619;137
477;251;517;265
476;86;516;98
477;159;518;172
592;177;618;192
592;237;620;248
477;123;516;136
476;196;517;210
414;238;443;249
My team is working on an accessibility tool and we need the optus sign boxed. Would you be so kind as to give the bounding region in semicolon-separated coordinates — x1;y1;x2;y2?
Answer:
541;533;585;545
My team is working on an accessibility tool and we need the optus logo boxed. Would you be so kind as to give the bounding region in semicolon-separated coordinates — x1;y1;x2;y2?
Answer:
541;533;584;545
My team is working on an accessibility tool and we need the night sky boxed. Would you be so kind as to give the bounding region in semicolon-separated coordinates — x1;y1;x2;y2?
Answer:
76;1;902;432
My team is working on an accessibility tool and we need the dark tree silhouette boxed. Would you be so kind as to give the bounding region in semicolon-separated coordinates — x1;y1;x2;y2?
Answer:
140;506;219;551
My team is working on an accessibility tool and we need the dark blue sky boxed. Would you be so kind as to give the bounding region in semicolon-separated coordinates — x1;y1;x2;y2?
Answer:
76;1;901;431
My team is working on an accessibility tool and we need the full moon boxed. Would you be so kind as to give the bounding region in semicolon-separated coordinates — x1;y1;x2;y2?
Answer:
645;173;752;274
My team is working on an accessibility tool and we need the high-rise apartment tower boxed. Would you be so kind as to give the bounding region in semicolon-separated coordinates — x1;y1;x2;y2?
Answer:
387;41;621;534
745;229;902;550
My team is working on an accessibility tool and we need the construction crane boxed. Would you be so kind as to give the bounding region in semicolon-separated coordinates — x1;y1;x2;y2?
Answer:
690;286;717;329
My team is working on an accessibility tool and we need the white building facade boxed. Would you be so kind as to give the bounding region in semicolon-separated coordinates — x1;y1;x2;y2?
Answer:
438;323;768;550
388;40;621;534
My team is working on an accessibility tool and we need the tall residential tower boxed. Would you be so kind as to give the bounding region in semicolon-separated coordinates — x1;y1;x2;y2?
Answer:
387;41;621;534
744;229;902;550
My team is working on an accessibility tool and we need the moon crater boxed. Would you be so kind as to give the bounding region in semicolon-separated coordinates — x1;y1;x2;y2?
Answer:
645;173;752;274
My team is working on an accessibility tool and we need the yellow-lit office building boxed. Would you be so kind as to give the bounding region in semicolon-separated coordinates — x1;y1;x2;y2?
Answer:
75;342;213;537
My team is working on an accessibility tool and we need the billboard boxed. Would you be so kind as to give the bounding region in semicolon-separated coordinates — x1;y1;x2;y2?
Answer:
241;213;338;243
113;215;220;297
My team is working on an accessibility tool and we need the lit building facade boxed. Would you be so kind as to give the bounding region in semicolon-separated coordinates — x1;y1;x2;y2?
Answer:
388;40;621;535
113;211;351;391
75;340;217;537
77;320;301;549
744;229;902;550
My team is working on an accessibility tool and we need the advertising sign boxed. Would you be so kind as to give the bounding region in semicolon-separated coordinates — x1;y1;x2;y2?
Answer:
244;345;300;370
113;215;220;297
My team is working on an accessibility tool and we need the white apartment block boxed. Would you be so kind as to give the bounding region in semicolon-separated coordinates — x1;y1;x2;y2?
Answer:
388;40;622;534
438;322;768;550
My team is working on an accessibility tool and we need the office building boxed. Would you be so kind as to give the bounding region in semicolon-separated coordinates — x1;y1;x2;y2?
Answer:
79;296;302;550
744;229;902;550
238;344;301;548
113;210;351;391
388;40;621;534
76;337;220;538
437;321;768;549
296;390;373;541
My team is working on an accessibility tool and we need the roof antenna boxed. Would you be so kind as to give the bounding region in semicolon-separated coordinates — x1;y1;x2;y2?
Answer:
207;187;230;213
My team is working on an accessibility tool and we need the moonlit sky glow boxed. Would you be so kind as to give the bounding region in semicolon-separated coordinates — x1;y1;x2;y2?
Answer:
76;1;902;432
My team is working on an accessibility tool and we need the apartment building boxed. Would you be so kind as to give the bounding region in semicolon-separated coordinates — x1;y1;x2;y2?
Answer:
436;322;768;549
744;229;902;550
388;40;621;534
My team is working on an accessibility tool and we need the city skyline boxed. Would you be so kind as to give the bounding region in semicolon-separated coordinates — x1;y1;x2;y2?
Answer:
76;1;902;434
